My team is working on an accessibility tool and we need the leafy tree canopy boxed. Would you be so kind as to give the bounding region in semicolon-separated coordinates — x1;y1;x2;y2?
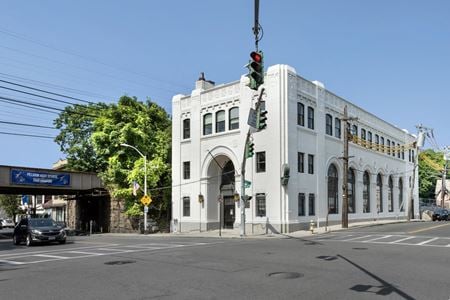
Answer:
0;194;23;220
91;96;171;215
54;102;108;172
419;149;445;199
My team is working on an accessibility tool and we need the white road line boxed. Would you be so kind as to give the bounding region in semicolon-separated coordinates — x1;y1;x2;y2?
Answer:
0;259;25;265
0;244;120;258
33;254;69;259
362;235;393;243
342;235;373;241
69;251;102;256
388;236;415;244
417;237;439;245
96;248;132;253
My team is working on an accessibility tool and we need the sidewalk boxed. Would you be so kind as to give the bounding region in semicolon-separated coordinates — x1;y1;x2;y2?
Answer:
143;218;418;239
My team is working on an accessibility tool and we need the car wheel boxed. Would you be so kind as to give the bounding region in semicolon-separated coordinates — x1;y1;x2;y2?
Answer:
59;239;66;244
26;234;33;247
13;234;20;245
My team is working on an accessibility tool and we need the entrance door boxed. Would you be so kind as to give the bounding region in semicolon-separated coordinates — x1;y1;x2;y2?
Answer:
223;196;235;229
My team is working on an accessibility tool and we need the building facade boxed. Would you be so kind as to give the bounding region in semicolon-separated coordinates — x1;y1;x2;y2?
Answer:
171;64;419;233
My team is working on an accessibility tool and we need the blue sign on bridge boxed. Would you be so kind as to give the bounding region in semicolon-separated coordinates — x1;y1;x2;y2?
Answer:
11;169;71;187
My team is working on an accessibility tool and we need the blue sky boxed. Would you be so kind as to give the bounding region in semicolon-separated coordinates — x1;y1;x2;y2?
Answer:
0;0;449;168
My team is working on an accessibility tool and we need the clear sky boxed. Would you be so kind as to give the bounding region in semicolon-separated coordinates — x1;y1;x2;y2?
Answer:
0;0;449;168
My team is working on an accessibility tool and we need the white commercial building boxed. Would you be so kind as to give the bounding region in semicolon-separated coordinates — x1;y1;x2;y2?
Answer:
171;65;418;233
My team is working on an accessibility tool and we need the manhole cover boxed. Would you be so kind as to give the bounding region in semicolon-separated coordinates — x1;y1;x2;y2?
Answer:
104;260;136;265
267;272;304;279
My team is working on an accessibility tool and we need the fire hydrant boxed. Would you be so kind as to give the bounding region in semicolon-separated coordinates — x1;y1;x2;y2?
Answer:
309;219;316;233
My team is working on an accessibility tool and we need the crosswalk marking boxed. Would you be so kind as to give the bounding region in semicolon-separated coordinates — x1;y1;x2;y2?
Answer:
33;254;69;259
362;235;392;242
342;235;373;241
389;236;415;244
417;237;439;245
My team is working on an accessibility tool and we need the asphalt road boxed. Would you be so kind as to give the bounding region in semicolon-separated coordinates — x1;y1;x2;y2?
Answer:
0;221;449;300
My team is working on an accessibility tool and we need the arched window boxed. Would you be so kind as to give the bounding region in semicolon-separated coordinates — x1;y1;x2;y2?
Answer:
399;178;404;212
216;110;225;133
363;171;370;213
327;164;338;214
388;176;394;212
203;113;212;135
229;107;239;130
221;160;235;187
352;124;358;136
326;114;333;135
377;174;383;213
348;168;355;213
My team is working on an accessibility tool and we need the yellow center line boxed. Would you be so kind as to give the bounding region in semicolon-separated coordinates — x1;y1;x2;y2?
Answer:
408;223;450;234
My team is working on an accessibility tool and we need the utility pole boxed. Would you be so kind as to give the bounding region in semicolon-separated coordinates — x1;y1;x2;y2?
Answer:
340;105;357;228
441;147;449;208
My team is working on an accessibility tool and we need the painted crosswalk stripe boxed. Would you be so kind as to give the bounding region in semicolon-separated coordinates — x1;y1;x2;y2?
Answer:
33;254;69;259
416;237;439;245
362;235;393;243
389;236;415;244
69;251;102;256
0;259;24;265
342;235;373;241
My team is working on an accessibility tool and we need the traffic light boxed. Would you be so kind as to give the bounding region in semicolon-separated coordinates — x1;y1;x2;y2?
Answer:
245;141;255;158
256;108;268;130
246;51;264;90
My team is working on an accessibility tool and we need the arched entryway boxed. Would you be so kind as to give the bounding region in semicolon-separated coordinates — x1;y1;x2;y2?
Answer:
205;154;237;230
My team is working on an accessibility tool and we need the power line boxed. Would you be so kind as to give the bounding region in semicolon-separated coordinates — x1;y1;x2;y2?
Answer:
0;79;92;104
0;131;55;139
0;120;56;129
0;85;86;106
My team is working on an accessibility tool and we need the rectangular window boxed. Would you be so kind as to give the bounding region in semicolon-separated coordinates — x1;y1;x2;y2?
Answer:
297;103;305;126
361;128;366;140
409;149;412;162
308;154;314;174
256;151;266;173
387;139;391;155
401;146;405;160
183;197;190;217
325;114;333;135
375;134;379;151
183;161;190;179
183;119;190;139
397;143;401;158
335;118;341;139
216;111;225;133
352;125;358;136
298;152;304;173
298;193;305;216
307;107;314;129
380;137;385;153
412;150;415;163
368;131;372;148
256;193;266;217
308;193;315;216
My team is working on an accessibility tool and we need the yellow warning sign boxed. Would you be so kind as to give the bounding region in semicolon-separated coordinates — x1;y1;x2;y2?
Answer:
140;195;152;206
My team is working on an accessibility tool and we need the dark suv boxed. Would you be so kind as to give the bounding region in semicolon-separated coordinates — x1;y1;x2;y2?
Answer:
432;208;449;221
13;218;66;246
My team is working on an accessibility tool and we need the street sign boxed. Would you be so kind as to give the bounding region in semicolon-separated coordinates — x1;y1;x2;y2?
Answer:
21;195;29;205
247;108;257;128
144;206;148;213
244;180;251;188
140;195;152;206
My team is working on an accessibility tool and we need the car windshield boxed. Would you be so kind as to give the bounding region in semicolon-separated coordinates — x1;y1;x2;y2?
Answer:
29;219;57;227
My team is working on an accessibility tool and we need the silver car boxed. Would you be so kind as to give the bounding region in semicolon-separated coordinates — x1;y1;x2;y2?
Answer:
1;219;15;229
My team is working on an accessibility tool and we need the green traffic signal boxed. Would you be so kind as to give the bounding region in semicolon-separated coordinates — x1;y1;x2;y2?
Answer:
245;141;255;158
256;109;268;130
246;51;264;90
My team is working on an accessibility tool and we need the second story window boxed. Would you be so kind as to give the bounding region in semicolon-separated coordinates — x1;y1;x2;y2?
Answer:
216;110;225;133
256;151;266;173
298;152;304;173
183;161;190;180
203;113;212;135
380;137;385;153
335;118;341;139
351;124;358;136
307;106;314;130
387;139;391;155
325;114;333;136
308;154;314;174
368;131;372;148
297;103;305;126
183;118;190;139
375;134;379;151
229;107;239;130
361;128;366;141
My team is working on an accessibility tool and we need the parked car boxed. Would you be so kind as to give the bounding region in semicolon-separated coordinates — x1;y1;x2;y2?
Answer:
432;208;449;221
13;218;66;246
1;218;15;229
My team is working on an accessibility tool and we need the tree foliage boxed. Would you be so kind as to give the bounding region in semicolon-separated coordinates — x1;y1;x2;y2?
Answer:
419;149;444;198
91;96;171;217
0;194;23;220
54;103;108;172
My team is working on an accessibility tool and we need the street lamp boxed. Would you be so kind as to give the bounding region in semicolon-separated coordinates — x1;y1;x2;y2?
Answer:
120;143;148;233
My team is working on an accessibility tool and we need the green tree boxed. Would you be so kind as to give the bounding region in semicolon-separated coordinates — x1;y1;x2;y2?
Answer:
0;194;23;221
419;149;444;199
91;96;171;219
54;103;108;172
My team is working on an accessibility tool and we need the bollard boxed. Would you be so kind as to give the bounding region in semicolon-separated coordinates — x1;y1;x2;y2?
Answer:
89;220;93;236
309;219;316;234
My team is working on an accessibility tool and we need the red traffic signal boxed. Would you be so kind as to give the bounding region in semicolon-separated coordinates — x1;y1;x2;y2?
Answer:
250;51;263;63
